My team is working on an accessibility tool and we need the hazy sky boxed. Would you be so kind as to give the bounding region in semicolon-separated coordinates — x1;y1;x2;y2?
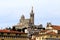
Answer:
0;0;60;28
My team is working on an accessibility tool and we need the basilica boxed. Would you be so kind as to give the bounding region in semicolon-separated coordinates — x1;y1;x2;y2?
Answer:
13;7;43;30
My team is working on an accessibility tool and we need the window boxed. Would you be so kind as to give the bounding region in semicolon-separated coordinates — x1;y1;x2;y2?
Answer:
1;33;4;35
50;35;52;38
16;34;19;36
7;33;10;35
31;14;33;17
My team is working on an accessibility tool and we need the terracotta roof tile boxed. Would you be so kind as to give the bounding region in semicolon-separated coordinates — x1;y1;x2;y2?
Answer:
40;29;48;33
46;31;56;35
40;29;57;35
0;30;27;34
51;25;60;30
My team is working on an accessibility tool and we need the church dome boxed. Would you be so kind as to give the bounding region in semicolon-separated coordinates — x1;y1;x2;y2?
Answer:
21;15;25;19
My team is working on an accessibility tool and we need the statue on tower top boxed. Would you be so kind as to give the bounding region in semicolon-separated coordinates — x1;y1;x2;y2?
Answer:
30;6;34;14
31;6;33;12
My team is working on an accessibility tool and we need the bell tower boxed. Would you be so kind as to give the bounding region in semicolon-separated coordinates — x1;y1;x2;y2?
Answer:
30;7;34;25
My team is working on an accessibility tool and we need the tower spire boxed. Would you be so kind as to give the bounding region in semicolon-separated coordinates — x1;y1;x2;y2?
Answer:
31;6;33;13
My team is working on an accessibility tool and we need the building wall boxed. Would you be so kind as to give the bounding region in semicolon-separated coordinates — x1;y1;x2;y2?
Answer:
52;30;58;33
32;34;60;40
0;32;29;40
0;37;29;40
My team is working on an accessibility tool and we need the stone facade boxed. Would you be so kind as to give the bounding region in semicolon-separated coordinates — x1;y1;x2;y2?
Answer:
13;7;34;29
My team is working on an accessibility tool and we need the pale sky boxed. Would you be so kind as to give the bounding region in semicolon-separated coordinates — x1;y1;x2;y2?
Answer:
0;0;60;28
